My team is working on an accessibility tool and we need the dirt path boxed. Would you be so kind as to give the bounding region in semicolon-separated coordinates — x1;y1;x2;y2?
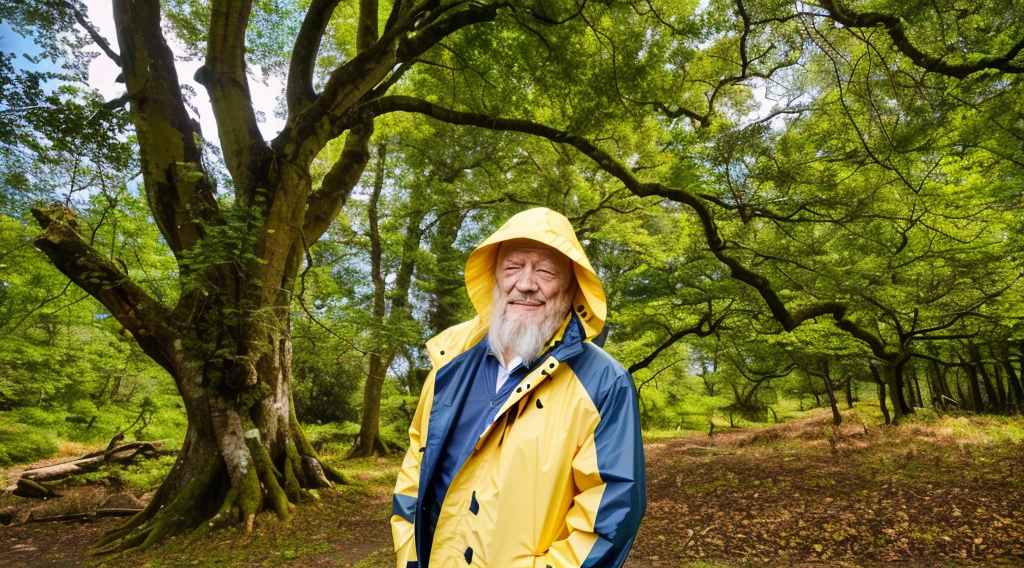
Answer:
3;410;1023;567
627;412;1024;567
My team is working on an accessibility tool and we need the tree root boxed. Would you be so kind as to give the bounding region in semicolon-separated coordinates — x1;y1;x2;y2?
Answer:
245;431;290;520
289;404;354;485
93;451;223;555
345;433;395;460
94;413;352;555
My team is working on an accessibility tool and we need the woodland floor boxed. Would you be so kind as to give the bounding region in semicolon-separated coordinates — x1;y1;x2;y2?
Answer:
2;407;1023;567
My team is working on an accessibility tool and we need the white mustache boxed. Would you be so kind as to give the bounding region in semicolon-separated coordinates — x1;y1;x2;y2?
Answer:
507;293;544;306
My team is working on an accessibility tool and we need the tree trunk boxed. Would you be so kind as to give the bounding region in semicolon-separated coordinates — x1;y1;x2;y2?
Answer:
992;363;1008;413
881;360;910;423
962;358;985;412
352;353;393;457
1001;359;1024;413
33;193;353;554
93;324;348;553
819;361;842;427
871;365;891;425
903;361;917;408
844;376;854;409
911;363;924;410
349;145;426;458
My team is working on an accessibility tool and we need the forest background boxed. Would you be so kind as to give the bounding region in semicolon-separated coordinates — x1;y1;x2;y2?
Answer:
1;0;1023;560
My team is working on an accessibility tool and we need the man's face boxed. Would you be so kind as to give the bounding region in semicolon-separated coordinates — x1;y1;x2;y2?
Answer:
494;240;574;325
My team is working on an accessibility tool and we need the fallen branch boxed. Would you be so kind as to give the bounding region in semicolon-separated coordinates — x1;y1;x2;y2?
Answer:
4;441;175;497
21;442;161;483
27;508;143;523
13;478;61;500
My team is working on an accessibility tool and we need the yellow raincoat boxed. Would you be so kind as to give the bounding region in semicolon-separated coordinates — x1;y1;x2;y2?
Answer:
392;208;646;568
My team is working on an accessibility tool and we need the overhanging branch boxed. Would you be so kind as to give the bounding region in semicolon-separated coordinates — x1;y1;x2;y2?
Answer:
818;0;1024;77
365;95;897;358
32;205;177;375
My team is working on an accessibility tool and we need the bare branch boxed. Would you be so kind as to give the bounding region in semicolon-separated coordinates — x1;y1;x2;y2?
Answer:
287;0;343;113
67;1;121;66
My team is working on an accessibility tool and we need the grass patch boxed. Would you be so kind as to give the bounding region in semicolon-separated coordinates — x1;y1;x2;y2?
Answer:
0;421;59;467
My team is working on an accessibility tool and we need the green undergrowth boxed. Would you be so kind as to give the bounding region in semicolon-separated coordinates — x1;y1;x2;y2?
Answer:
0;421;59;467
72;454;179;495
852;410;1024;487
6;404;1022;567
0;394;187;468
93;452;404;568
642;398;824;443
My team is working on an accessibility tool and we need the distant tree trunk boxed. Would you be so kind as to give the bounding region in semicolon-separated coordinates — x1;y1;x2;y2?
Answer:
968;344;999;412
350;144;427;458
879;359;911;423
819;361;842;427
844;376;854;409
903;361;917;408
1001;360;1024;412
911;363;924;410
992;364;1008;413
955;372;969;409
977;361;1001;412
871;365;891;425
352;145;392;459
960;356;985;412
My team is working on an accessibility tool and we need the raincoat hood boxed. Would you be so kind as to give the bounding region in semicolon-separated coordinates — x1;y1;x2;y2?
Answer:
466;207;606;338
425;207;606;370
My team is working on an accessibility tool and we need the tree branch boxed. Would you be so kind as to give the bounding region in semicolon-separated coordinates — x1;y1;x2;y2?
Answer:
275;2;505;164
31;205;177;375
67;0;121;66
111;0;219;256
364;95;839;333
287;0;344;114
818;0;1024;77
196;0;268;189
628;311;724;374
302;124;374;245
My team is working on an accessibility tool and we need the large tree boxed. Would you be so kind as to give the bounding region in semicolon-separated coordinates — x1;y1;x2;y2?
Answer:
14;0;519;552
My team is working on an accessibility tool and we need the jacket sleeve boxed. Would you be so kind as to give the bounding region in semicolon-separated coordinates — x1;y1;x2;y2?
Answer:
534;373;646;568
392;374;434;568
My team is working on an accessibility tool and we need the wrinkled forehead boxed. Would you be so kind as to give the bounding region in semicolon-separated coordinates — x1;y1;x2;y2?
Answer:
495;239;573;271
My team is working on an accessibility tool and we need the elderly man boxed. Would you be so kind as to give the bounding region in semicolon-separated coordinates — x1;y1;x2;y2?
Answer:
392;208;645;568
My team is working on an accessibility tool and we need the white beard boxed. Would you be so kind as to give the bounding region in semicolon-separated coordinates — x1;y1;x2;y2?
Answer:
488;285;572;368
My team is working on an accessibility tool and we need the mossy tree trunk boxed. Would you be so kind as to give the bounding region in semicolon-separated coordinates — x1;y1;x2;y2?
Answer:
29;0;500;552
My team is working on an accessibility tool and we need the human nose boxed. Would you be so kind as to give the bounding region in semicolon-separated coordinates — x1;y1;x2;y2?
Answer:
514;267;539;292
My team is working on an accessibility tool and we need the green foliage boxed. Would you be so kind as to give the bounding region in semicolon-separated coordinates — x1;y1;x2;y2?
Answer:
0;421;58;466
